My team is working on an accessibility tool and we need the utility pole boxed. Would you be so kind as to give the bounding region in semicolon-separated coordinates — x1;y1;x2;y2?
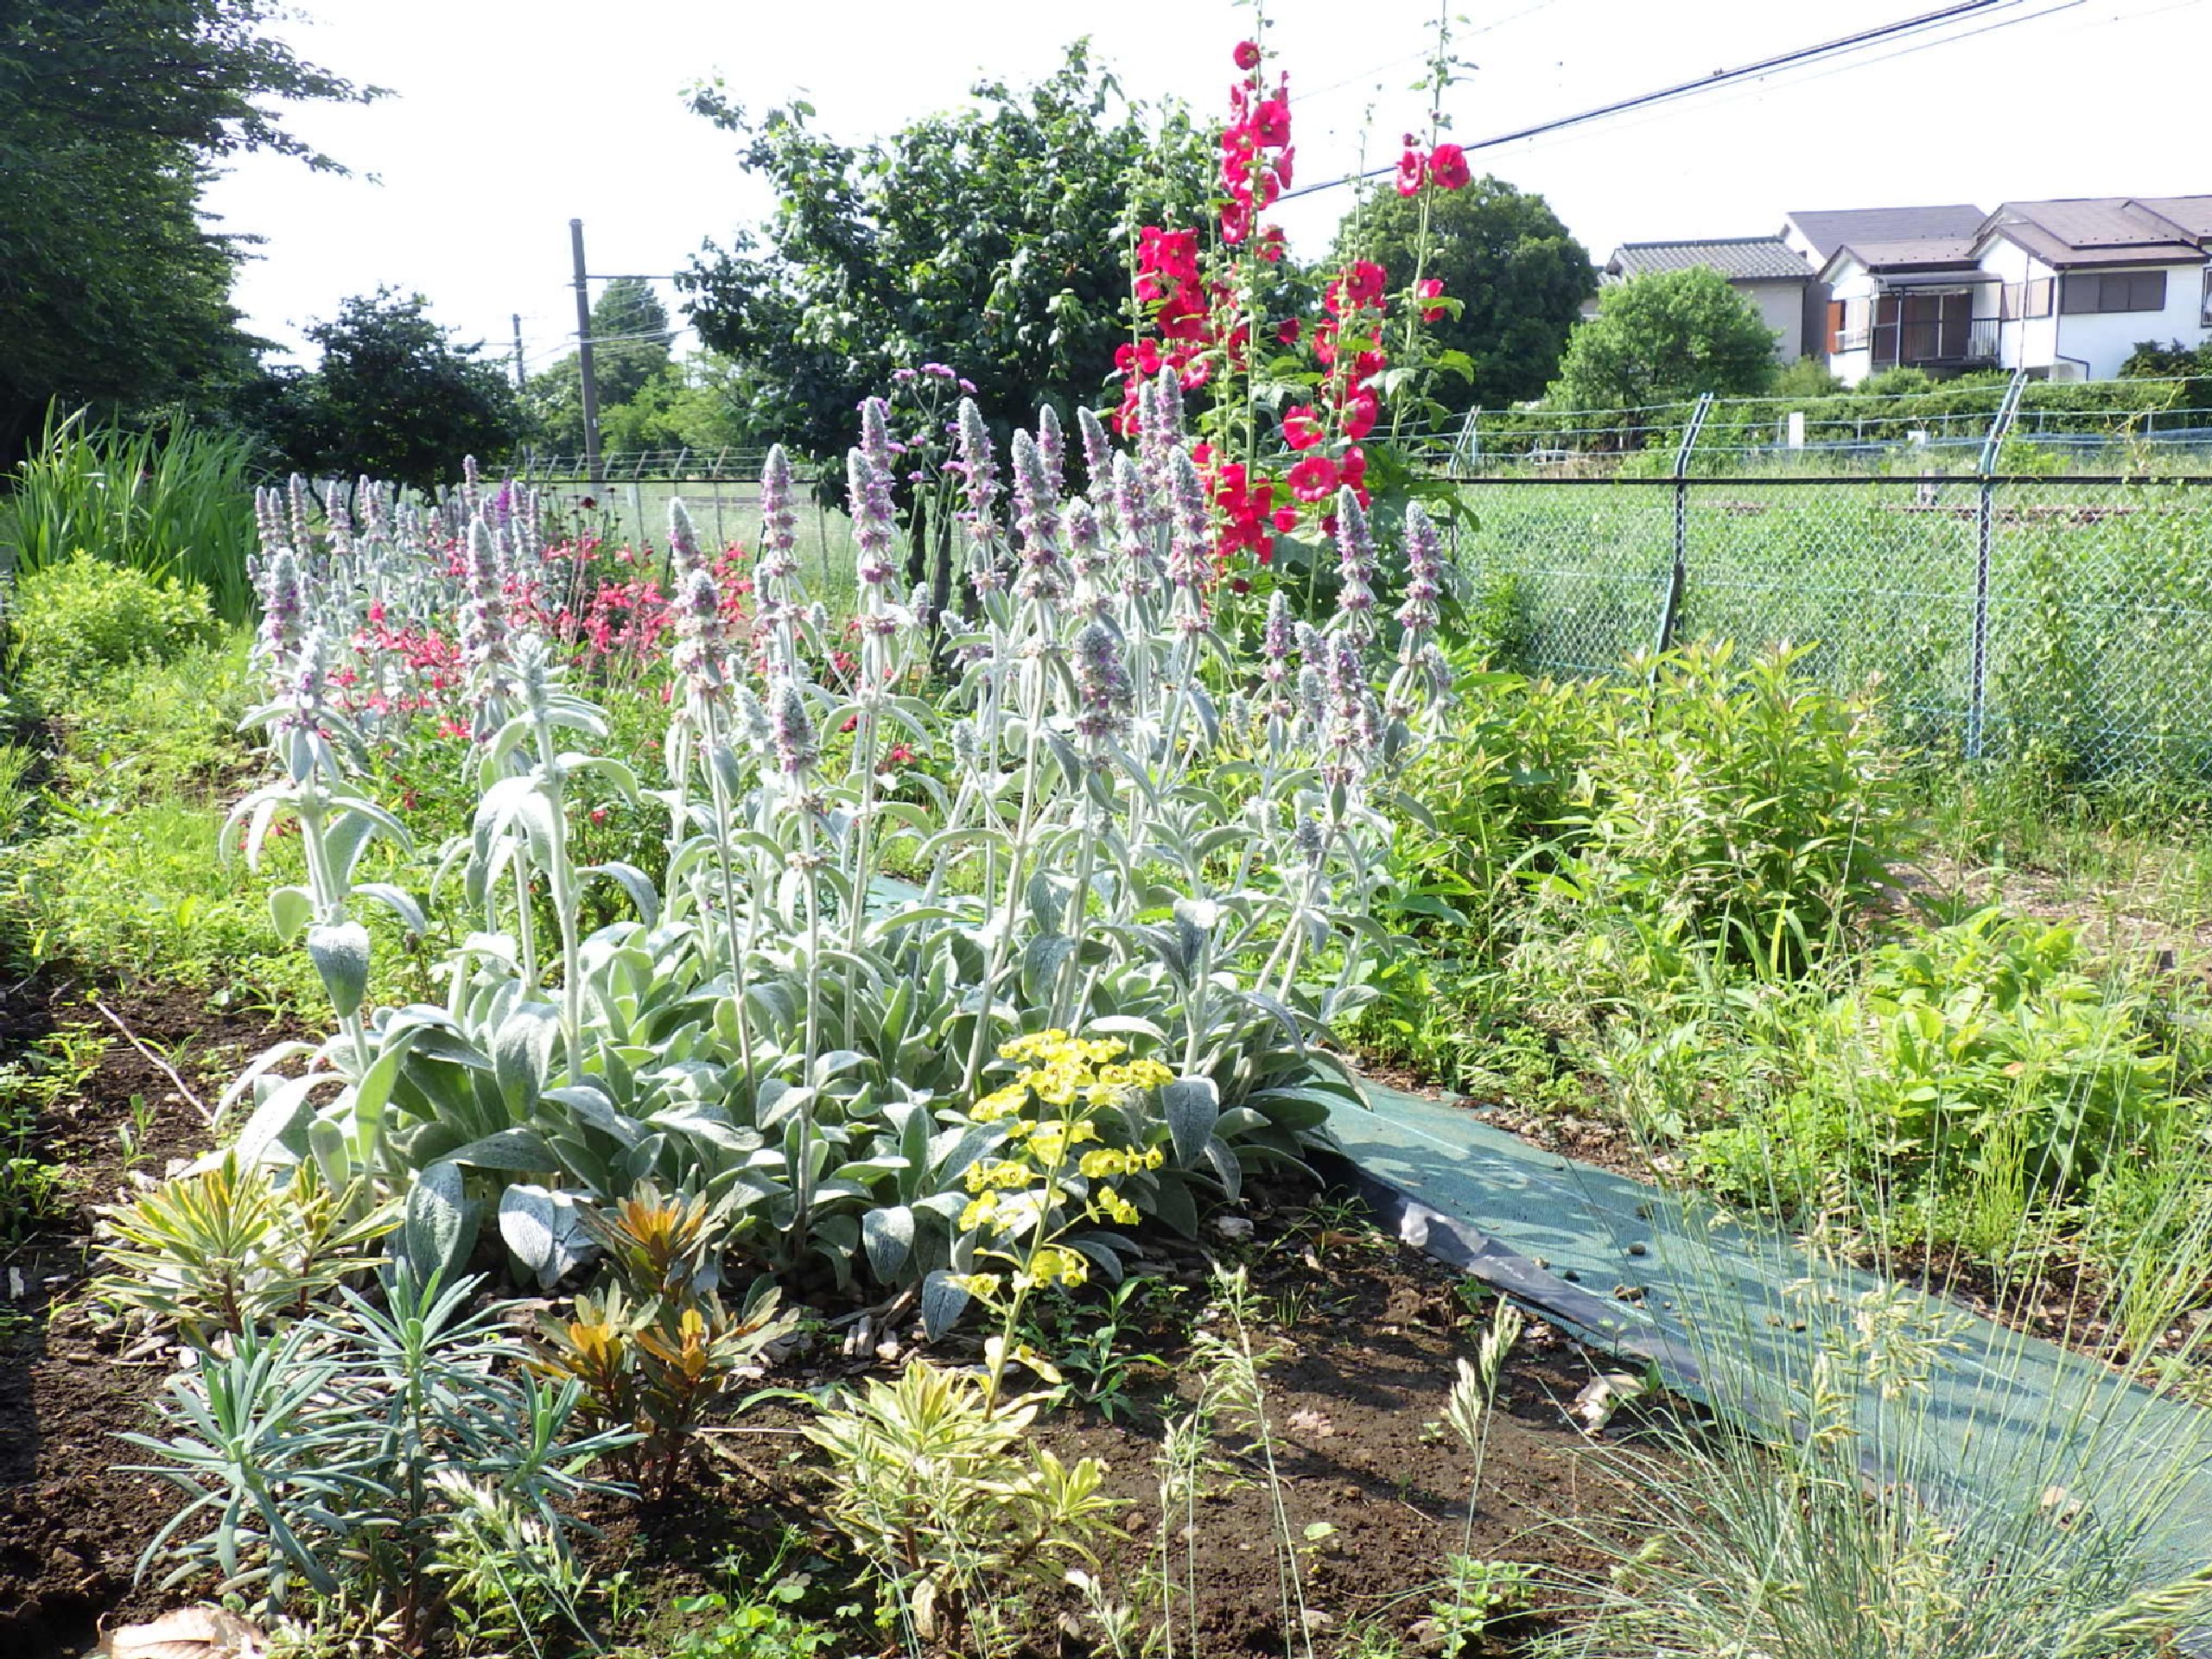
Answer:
511;313;525;391
569;218;603;486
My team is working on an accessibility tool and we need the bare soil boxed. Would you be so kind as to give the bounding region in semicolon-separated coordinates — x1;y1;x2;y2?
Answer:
0;967;1682;1657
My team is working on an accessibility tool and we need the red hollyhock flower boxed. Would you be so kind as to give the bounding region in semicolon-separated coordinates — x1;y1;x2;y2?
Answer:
1282;404;1325;450
1344;261;1387;308
1252;99;1291;148
1220;199;1252;244
1341;386;1379;441
1275;317;1300;346
1274;147;1295;189
1234;39;1262;69
1287;454;1340;502
1272;505;1300;533
1428;143;1471;190
1417;276;1447;321
1395;149;1424;197
1256;225;1287;263
1339;445;1368;491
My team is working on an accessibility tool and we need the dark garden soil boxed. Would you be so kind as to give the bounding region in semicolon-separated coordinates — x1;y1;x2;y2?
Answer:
588;1192;1681;1659
0;968;1681;1659
0;971;294;1659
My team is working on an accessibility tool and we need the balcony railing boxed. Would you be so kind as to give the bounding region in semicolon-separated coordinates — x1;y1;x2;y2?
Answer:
1872;316;2000;369
1834;318;2001;367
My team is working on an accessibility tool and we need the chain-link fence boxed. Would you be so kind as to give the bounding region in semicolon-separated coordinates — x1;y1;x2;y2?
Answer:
499;452;860;609
1452;472;2212;780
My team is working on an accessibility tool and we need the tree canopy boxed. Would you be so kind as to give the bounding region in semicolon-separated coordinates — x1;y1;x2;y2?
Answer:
258;290;523;490
0;0;377;458
1548;266;1779;414
528;277;681;456
678;42;1210;461
1332;175;1593;412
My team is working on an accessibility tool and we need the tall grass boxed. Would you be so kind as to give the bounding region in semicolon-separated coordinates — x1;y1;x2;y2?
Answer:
4;405;260;622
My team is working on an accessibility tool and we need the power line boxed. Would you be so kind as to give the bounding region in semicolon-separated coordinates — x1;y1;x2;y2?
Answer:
1281;0;2054;201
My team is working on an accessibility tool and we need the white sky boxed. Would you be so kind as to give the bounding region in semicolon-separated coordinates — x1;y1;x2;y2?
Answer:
200;0;2212;370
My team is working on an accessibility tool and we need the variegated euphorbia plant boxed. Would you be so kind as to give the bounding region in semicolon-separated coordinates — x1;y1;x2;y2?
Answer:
216;372;1453;1327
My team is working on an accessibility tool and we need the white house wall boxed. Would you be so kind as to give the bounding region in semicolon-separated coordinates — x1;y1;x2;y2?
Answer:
1735;279;1806;362
1976;239;2061;373
2050;262;2207;379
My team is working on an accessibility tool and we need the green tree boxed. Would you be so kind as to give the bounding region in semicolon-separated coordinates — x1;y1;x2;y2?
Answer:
1332;175;1593;411
527;277;678;454
0;0;377;458
264;290;523;490
678;42;1210;462
1549;267;1778;417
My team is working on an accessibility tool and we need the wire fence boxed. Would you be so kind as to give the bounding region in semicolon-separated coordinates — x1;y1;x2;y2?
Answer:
1451;470;2212;781
1449;374;2212;478
502;450;860;607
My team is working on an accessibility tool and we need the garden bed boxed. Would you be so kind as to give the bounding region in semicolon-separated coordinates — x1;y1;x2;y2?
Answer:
0;975;1678;1658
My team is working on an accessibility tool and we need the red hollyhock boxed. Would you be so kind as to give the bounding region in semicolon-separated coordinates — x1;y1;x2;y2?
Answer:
1256;225;1287;263
1287;454;1340;502
1282;404;1325;450
1234;39;1261;69
1395;149;1424;197
1276;317;1300;346
1427;143;1471;190
1343;261;1387;308
1253;98;1291;149
1417;276;1447;321
1272;505;1300;532
1340;386;1379;442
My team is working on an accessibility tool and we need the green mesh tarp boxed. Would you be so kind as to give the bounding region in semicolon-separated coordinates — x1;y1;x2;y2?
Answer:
1327;1079;2212;1575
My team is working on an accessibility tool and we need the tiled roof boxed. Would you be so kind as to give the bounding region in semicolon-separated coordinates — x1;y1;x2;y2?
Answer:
1784;205;1986;262
1605;237;1809;282
2139;195;2212;238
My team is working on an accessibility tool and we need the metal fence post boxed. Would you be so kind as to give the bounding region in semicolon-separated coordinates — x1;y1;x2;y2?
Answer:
1966;370;2029;760
1655;393;1713;658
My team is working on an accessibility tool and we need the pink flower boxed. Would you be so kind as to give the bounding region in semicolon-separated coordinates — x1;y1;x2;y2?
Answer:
1341;387;1379;442
1395;149;1424;197
1283;405;1325;451
1287;454;1340;503
1234;39;1261;70
1417;276;1447;322
1427;143;1471;190
1271;505;1300;533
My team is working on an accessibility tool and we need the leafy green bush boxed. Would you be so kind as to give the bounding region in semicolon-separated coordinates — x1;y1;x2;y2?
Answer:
1542;642;1912;975
7;408;260;621
10;550;219;696
1689;908;2184;1211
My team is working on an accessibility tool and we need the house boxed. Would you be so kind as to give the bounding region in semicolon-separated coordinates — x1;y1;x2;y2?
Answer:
1782;205;1989;381
1792;197;2212;385
1600;237;1813;362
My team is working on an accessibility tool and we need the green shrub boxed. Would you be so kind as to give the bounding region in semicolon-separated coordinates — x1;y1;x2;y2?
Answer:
1547;641;1912;975
10;550;219;697
1689;908;2184;1211
7;407;260;621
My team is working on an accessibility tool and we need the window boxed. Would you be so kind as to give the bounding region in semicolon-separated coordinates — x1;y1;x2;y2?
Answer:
2060;270;2169;315
2001;277;2053;320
